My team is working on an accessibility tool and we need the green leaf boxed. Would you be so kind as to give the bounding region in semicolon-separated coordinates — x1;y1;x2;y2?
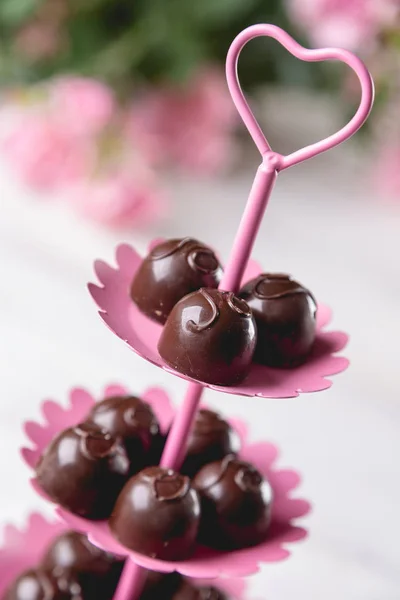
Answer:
189;0;261;26
0;0;39;26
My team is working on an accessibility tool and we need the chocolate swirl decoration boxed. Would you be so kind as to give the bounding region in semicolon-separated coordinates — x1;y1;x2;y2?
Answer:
150;237;195;261
150;237;220;274
187;288;220;333
226;291;252;316
253;273;316;303
75;424;121;460
187;289;251;333
123;400;158;433
187;247;220;274
151;469;191;502
234;462;263;493
194;454;237;491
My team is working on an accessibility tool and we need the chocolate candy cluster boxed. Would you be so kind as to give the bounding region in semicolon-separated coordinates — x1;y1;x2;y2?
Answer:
4;531;123;600
130;238;317;386
35;397;273;563
4;531;227;600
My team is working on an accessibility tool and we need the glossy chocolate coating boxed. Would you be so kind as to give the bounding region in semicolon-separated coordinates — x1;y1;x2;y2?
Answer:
181;409;241;477
87;395;163;472
36;424;130;520
42;531;123;599
239;273;317;367
141;571;182;600
192;456;273;550
110;466;200;560
158;288;257;386
130;238;223;324
171;581;228;600
4;568;82;600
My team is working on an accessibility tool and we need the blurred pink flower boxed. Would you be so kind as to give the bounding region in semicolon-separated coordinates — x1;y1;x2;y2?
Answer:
68;173;166;228
127;67;237;174
287;0;399;50
49;77;116;136
374;143;400;200
1;114;93;191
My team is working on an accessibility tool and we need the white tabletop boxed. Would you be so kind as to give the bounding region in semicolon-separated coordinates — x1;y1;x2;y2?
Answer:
1;109;399;599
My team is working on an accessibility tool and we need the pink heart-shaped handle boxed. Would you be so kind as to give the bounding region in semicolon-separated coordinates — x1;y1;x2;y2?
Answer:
226;24;374;170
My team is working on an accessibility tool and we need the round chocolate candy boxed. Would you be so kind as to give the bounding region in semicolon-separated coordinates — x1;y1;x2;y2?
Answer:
180;409;241;477
192;455;273;550
158;288;257;386
171;581;228;600
36;423;130;520
86;395;164;472
42;531;123;599
109;466;201;560
141;570;182;600
4;568;82;600
239;273;317;367
130;238;223;324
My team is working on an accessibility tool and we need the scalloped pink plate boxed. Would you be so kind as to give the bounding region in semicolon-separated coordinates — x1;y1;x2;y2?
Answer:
0;514;68;595
89;242;348;399
0;514;246;599
22;385;311;579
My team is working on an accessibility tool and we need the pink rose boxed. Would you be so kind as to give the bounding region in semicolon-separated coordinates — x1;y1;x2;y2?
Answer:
68;173;166;228
49;77;115;136
286;0;399;50
127;66;237;174
1;114;93;191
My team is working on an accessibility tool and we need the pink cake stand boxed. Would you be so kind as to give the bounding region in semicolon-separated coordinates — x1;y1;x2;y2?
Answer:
15;23;374;600
85;24;373;600
0;513;247;599
22;384;310;579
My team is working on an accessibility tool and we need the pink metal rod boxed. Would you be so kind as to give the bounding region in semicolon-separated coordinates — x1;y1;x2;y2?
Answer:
226;24;374;169
160;383;204;470
219;161;277;293
113;561;147;600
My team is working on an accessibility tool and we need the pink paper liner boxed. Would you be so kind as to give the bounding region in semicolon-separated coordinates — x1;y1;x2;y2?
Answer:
88;241;349;399
22;385;311;579
0;513;246;598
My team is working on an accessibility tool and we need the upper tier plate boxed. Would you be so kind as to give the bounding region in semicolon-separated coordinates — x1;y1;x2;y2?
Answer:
89;241;349;398
22;384;310;579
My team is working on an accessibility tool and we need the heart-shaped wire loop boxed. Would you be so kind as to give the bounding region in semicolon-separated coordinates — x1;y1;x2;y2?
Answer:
226;24;374;171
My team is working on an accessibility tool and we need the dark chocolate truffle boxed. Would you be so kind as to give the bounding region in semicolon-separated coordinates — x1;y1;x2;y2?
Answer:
239;273;317;367
158;288;256;386
4;568;82;600
42;531;123;599
192;455;273;550
141;570;182;600
171;581;228;600
36;424;130;520
130;238;223;324
110;466;200;560
87;395;164;472
180;409;241;477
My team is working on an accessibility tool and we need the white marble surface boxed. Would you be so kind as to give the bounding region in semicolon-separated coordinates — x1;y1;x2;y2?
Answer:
1;127;400;599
